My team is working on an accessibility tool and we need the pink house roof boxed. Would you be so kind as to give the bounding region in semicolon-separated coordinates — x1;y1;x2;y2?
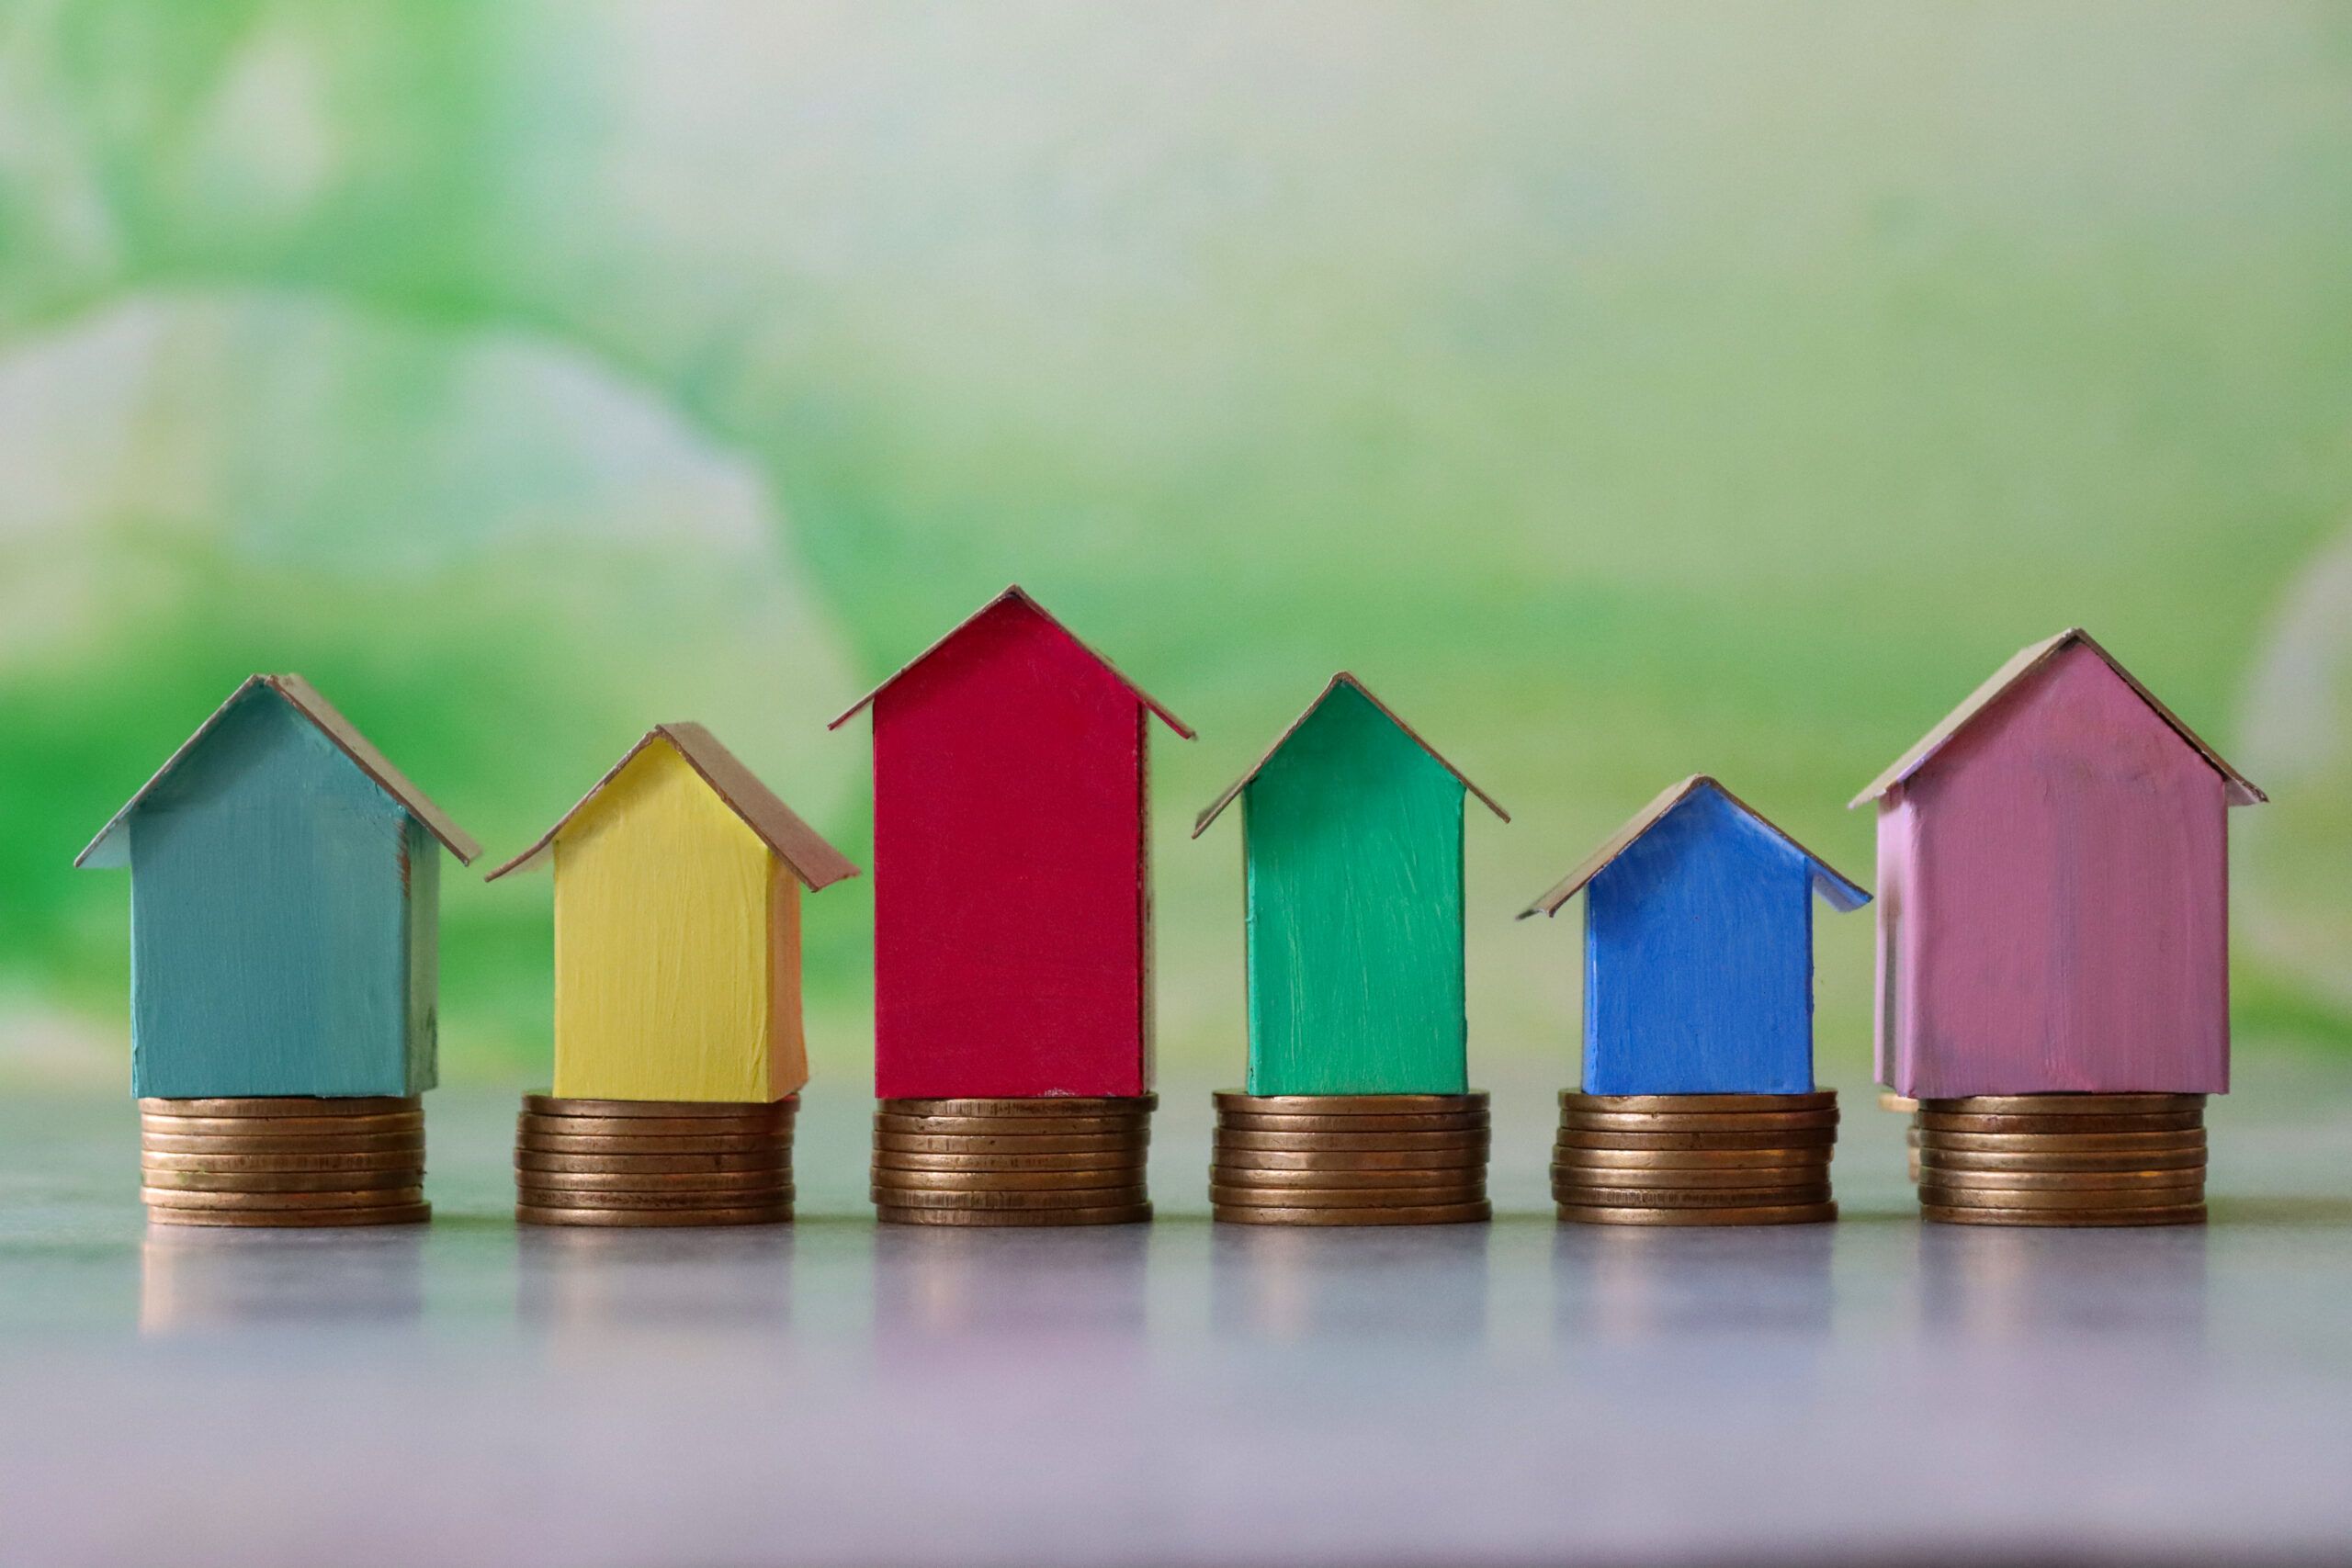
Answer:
1850;628;2265;810
828;585;1193;738
486;723;859;890
77;673;482;868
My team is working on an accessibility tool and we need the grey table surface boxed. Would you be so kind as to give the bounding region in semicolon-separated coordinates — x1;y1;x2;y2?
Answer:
3;1063;2350;1568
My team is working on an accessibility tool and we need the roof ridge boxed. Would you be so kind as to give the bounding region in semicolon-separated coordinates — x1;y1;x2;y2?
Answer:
1521;774;1869;919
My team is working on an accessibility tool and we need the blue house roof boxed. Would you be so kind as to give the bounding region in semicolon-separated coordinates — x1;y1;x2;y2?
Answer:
76;674;481;870
1521;775;1868;919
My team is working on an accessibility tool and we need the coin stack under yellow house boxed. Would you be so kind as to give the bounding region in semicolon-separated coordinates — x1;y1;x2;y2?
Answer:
1209;1093;1491;1225
140;1097;430;1227
870;1097;1155;1225
514;1096;795;1226
1914;1093;2207;1226
1551;1091;1838;1224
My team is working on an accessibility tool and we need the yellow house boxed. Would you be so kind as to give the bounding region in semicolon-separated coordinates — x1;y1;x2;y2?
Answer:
488;724;858;1103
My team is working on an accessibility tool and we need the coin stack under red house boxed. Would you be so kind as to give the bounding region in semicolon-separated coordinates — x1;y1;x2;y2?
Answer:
1914;1094;2207;1226
870;1097;1154;1225
140;1096;430;1227
514;1096;796;1227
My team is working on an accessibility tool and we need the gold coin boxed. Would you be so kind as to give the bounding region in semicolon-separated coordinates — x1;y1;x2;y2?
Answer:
1213;1111;1489;1134
1209;1164;1487;1191
870;1167;1149;1192
140;1168;423;1193
1552;1145;1829;1171
1921;1094;2205;1117
1210;1183;1484;1208
1554;1162;1833;1190
1916;1111;2203;1135
1555;1184;1833;1209
1555;1129;1837;1152
870;1185;1149;1211
140;1112;424;1137
1562;1090;1838;1113
142;1149;424;1174
517;1132;784;1156
882;1095;1157;1118
1921;1203;2206;1227
876;1203;1152;1226
1879;1092;1919;1113
1915;1130;2205;1155
142;1131;424;1156
1214;1092;1487;1115
519;1185;793;1211
517;1149;787;1174
517;1114;790;1139
524;1094;795;1119
142;1187;426;1211
1556;1202;1838;1226
1912;1167;2205;1192
1558;1111;1840;1135
1917;1147;2206;1174
516;1168;793;1193
873;1133;1147;1157
1211;1149;1487;1172
149;1208;430;1229
873;1151;1149;1174
517;1203;790;1227
140;1096;420;1117
1214;1130;1488;1154
874;1113;1145;1137
1211;1201;1491;1225
1920;1181;2206;1211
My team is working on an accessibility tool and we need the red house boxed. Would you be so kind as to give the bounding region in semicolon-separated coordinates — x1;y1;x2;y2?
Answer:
831;587;1193;1099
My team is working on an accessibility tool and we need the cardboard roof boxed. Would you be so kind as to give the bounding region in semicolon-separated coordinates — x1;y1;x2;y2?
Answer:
1520;774;1869;919
827;585;1193;738
76;674;482;869
1193;672;1510;837
1850;628;2265;809
485;723;860;890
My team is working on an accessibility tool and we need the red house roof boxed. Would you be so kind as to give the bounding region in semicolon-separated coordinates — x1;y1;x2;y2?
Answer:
828;586;1194;738
1850;628;2265;809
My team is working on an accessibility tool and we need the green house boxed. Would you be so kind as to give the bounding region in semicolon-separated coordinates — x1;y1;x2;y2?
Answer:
1194;673;1508;1096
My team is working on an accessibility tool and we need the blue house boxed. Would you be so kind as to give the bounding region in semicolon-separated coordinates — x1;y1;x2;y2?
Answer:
1521;776;1868;1096
76;675;481;1100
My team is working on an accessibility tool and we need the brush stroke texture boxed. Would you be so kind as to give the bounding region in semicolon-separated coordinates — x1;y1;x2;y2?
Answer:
551;739;804;1103
128;686;435;1098
1876;642;2231;1096
1243;682;1468;1096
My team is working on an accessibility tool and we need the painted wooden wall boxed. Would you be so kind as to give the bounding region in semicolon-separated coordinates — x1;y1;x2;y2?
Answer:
1582;784;1818;1096
871;596;1151;1099
551;739;805;1103
128;686;434;1099
1241;682;1468;1095
1877;641;2232;1096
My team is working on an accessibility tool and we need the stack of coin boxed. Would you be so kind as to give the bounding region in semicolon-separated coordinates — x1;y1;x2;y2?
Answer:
140;1096;429;1227
515;1095;794;1227
1881;1089;1922;1184
1916;1093;2207;1226
872;1096;1153;1226
1553;1090;1838;1224
1210;1093;1490;1225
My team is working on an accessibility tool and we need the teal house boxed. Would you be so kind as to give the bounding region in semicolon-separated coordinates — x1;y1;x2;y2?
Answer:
1194;673;1508;1096
76;675;481;1100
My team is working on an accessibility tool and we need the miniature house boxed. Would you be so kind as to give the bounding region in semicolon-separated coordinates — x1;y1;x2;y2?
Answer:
1853;628;2264;1099
831;586;1193;1100
1194;673;1508;1097
75;674;481;1100
488;724;857;1104
1522;777;1868;1097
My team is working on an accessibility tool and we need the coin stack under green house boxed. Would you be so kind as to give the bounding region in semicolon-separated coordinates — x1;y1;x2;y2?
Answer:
514;1095;795;1226
1914;1093;2207;1226
871;1096;1155;1225
1552;1090;1839;1224
1209;1092;1491;1224
140;1096;430;1227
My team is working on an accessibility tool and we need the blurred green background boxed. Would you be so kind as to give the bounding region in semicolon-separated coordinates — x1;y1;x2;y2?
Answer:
4;2;2350;1091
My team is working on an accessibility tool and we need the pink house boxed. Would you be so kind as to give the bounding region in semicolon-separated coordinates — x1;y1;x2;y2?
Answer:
1853;629;2264;1098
